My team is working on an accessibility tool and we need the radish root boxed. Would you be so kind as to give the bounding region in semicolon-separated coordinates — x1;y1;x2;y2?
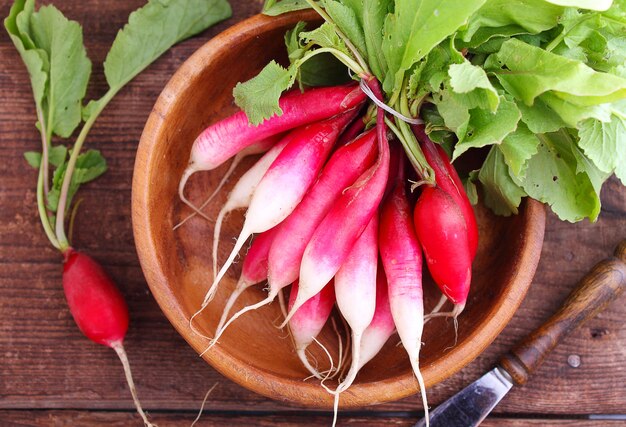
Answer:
190;382;218;427
178;166;212;223
112;342;157;427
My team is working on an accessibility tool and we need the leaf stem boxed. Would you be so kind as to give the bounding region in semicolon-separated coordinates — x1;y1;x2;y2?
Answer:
37;107;51;200
304;0;371;76
37;165;61;250
54;88;116;249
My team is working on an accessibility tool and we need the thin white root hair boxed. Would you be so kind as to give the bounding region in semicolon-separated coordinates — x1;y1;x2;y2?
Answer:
338;316;352;380
208;293;276;353
216;278;253;333
189;305;213;341
312;337;335;385
297;347;325;380
190;382;218;427
204;226;251;305
277;288;288;320
174;155;243;230
112;342;157;427
178;166;212;223
330;317;343;380
424;294;448;325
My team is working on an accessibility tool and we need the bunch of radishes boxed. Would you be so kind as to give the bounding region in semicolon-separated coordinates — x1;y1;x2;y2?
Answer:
178;78;478;426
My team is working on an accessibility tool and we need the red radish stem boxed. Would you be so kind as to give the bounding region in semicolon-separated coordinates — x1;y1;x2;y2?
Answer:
63;249;154;427
413;186;472;316
287;281;336;379
267;128;378;291
209;133;292;279
379;157;429;425
202;110;357;322
281;78;390;328
216;227;279;333
179;84;366;212
413;125;478;259
327;215;378;426
174;135;282;228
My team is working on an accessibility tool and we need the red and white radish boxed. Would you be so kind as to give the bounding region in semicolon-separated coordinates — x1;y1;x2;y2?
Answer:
267;128;378;291
209;133;292;279
203;109;357;323
282;79;389;327
413;125;478;258
287;281;336;379
379;159;429;424
413;185;472;317
63;249;154;427
175;135;282;227
179;84;366;212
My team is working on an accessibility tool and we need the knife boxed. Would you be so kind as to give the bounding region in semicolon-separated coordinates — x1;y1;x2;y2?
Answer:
415;239;626;427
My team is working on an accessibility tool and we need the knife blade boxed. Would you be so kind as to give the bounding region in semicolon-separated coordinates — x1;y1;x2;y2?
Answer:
415;239;626;427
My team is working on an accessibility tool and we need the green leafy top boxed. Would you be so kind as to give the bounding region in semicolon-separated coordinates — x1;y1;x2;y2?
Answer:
242;0;626;222
5;0;231;250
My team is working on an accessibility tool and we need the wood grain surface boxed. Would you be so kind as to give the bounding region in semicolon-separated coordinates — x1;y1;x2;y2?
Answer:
1;0;625;425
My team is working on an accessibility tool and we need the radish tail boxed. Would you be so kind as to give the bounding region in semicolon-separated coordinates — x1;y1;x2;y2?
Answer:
424;294;448;324
174;155;243;230
208;292;276;351
409;356;430;427
178;166;211;222
190;383;218;427
211;204;233;281
216;278;253;332
297;347;325;380
112;342;156;427
204;226;251;305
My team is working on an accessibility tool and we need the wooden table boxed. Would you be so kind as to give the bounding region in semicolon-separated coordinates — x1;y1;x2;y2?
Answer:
1;1;625;425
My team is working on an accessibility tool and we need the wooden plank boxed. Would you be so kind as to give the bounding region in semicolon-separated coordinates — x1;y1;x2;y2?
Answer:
1;0;625;419
0;411;623;427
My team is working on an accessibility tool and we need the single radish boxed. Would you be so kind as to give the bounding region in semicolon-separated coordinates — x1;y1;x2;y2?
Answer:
63;249;154;427
179;84;366;212
288;280;336;379
206;133;293;279
282;78;390;328
267;129;378;291
328;215;378;424
413;185;472;315
202;109;357;311
175;134;282;227
379;159;429;425
413;125;478;259
216;226;280;333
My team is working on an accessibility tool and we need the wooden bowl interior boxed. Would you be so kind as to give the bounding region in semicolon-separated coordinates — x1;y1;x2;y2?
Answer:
133;11;546;408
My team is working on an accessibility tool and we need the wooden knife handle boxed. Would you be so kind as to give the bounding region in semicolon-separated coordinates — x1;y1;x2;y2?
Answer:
500;240;626;386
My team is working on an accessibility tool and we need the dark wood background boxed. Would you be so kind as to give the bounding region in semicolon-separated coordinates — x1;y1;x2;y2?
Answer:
1;0;624;425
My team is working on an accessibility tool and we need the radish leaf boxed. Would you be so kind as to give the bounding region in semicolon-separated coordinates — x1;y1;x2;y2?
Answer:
478;146;526;216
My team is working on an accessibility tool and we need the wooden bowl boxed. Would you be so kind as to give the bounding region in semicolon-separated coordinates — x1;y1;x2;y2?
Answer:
132;10;546;408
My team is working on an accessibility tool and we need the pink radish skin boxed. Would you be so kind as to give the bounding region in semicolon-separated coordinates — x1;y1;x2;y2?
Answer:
288;281;336;379
202;110;357;339
175;134;283;228
267;129;378;291
413;186;472;309
329;215;378;425
63;249;154;427
282;78;390;328
210;133;293;279
413;125;478;259
179;84;366;210
379;162;429;424
216;227;279;333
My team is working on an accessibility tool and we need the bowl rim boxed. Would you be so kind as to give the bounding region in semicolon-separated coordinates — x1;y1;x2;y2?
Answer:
132;10;547;408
